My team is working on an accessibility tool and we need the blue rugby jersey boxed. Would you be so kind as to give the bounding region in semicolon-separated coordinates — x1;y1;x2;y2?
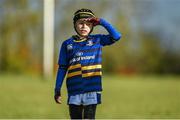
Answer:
55;18;122;96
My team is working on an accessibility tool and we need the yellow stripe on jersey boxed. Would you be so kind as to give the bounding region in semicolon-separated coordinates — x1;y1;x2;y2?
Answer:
82;71;102;77
68;64;81;70
82;64;102;70
67;71;82;78
67;64;102;78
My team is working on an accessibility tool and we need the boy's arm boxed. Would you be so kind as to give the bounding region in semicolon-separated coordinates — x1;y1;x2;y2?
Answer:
99;18;122;46
54;41;68;104
89;18;122;46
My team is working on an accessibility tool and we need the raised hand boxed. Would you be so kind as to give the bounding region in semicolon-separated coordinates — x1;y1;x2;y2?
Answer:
86;17;100;26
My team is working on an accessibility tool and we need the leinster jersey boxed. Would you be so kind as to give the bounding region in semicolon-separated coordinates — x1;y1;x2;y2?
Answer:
55;18;121;96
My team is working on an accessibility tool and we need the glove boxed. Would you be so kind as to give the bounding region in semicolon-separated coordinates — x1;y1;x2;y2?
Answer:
87;17;100;26
54;91;62;104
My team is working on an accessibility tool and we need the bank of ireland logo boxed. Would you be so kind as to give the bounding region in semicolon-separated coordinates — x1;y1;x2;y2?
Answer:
67;44;73;50
86;40;93;46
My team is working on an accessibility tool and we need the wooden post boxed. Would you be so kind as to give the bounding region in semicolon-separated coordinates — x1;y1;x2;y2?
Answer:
43;0;54;79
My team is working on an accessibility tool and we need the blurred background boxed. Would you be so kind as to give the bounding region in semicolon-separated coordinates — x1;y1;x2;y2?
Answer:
0;0;180;119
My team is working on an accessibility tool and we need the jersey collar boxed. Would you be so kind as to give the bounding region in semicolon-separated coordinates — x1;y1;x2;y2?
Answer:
72;35;92;42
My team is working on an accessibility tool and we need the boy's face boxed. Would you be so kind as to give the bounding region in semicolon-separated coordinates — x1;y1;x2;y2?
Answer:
75;18;93;37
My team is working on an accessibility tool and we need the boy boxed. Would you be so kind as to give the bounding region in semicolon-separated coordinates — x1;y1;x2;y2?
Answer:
54;8;122;119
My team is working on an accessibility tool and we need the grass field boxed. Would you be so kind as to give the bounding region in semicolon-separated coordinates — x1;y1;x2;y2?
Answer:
0;74;180;119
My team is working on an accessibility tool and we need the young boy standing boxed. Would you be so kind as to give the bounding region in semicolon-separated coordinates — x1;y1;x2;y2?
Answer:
54;8;122;119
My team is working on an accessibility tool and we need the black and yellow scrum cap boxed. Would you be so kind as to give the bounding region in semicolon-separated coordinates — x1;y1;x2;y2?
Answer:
73;8;95;24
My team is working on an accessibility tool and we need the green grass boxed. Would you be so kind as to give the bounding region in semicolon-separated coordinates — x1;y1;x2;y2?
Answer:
0;74;180;119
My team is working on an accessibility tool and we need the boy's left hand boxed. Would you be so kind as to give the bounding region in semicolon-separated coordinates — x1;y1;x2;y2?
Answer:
86;17;100;26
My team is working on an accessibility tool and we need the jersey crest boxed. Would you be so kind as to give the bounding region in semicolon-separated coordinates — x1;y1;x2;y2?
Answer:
67;44;73;50
86;40;93;46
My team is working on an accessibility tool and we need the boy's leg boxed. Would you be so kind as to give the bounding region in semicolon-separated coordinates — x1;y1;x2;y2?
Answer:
84;104;97;119
69;104;83;119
